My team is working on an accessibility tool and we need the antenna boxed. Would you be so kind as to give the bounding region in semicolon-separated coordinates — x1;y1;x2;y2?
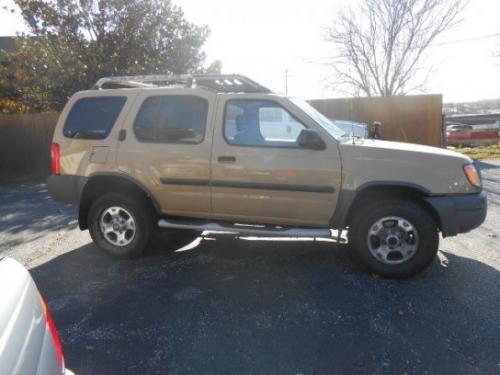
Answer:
284;69;289;95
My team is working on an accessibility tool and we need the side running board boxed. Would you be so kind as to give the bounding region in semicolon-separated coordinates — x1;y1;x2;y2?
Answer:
158;218;332;238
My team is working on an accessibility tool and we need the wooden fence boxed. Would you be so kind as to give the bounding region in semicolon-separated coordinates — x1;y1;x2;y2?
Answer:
309;95;443;147
0;113;58;180
0;95;443;181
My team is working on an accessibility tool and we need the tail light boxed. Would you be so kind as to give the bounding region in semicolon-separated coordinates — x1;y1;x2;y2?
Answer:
38;292;65;371
51;143;60;175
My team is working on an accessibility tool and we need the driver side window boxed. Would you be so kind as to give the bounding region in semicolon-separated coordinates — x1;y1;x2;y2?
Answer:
224;99;306;147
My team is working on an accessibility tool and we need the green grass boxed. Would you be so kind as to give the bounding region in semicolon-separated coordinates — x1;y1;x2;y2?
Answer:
448;144;500;160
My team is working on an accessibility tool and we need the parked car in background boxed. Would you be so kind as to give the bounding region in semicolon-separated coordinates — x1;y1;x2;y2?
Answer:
330;120;368;139
48;74;487;278
0;257;73;375
446;124;473;146
446;122;500;147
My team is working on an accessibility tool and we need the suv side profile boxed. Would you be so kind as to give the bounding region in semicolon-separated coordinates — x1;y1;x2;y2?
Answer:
48;74;487;278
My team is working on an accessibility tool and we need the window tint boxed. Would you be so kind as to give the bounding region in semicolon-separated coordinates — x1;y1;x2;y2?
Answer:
134;96;208;144
224;100;306;147
63;97;126;139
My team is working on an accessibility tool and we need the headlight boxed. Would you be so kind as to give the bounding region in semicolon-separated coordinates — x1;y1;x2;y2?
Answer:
463;164;481;187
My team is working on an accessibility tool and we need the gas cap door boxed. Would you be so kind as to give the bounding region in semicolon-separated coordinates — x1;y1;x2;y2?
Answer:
89;146;109;164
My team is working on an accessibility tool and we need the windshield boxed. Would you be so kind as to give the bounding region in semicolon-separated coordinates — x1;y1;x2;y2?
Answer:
289;98;347;140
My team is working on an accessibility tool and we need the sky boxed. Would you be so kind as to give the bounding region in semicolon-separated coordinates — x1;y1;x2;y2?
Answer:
1;0;499;102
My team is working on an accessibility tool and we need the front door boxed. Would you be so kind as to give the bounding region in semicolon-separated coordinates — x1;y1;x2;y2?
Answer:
210;96;342;227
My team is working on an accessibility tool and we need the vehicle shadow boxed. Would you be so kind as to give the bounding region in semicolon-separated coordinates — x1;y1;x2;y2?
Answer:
31;236;500;375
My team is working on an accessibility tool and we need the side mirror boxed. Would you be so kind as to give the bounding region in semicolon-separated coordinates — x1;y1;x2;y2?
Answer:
297;129;326;150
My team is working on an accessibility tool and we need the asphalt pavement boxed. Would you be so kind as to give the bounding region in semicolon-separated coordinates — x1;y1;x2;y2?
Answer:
0;161;499;375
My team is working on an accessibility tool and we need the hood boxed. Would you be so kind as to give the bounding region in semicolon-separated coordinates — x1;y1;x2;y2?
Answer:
338;139;477;195
352;139;471;162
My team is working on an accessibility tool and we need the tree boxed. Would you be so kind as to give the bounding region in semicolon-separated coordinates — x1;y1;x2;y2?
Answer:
325;0;467;97
1;0;217;113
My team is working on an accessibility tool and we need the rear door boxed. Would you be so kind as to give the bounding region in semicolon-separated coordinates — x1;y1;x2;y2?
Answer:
210;95;342;227
116;88;216;217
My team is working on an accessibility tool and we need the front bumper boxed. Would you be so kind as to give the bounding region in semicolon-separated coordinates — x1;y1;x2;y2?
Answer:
424;190;487;237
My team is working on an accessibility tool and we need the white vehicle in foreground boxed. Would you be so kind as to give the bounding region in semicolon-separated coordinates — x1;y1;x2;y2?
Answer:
0;257;74;375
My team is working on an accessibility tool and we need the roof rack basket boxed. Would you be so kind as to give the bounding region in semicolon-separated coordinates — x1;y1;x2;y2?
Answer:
93;74;272;93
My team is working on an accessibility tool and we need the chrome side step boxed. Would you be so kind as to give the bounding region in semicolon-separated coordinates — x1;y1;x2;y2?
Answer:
158;218;332;238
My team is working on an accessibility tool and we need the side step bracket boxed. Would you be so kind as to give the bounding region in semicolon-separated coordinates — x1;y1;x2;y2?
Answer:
158;218;332;238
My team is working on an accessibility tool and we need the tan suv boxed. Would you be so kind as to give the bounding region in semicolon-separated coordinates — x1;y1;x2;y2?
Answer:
47;74;487;278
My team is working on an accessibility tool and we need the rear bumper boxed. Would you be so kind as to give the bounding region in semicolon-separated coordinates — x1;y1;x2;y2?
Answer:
424;191;487;237
46;174;87;205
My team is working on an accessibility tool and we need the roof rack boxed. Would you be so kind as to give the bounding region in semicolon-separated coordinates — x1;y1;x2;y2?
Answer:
93;74;272;93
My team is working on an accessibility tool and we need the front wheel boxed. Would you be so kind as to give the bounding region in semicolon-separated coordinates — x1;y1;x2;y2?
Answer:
349;199;439;278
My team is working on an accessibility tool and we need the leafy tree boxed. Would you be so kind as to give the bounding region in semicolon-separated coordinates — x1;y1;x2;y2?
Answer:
1;0;219;113
325;0;467;96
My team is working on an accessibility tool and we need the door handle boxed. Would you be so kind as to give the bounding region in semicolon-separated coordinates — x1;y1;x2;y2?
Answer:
118;129;127;141
218;156;236;163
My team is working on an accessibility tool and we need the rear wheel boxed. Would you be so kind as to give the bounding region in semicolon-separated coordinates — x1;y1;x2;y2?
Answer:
349;198;439;278
88;193;154;258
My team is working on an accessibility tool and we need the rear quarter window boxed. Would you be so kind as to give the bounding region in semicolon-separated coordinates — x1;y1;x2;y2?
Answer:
63;96;127;139
133;95;208;144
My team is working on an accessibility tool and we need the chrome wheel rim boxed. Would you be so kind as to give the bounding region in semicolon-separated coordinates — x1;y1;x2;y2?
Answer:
367;216;419;265
99;206;136;247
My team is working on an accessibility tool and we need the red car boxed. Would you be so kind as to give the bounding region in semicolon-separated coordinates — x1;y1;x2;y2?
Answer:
446;124;500;147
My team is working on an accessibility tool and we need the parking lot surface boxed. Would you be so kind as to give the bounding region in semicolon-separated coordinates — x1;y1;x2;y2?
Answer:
1;161;499;374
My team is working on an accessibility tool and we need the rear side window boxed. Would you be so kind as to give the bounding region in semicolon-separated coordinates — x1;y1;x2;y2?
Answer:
133;96;208;144
63;97;127;139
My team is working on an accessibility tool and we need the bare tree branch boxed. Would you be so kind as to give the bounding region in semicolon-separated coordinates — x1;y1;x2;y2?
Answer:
325;0;467;96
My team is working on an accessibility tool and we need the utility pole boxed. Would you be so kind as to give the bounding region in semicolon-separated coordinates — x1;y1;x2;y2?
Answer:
284;69;288;96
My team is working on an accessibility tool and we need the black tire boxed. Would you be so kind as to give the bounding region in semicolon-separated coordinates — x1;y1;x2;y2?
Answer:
349;198;439;278
88;192;155;258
